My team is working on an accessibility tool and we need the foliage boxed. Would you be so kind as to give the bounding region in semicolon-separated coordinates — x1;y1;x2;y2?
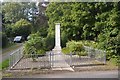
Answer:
2;2;38;38
37;50;46;55
62;47;70;54
24;32;45;54
2;2;119;64
109;57;119;66
61;31;69;47
24;33;46;61
78;40;98;48
44;32;55;50
2;2;37;23
46;2;120;63
64;40;86;56
12;19;32;38
46;3;95;41
1;32;9;48
77;51;87;56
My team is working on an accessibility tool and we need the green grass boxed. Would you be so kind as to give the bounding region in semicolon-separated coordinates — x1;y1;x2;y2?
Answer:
108;58;119;66
0;59;9;70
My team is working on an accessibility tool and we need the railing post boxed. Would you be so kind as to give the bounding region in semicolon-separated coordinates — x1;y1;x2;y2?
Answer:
70;52;72;66
9;54;11;69
50;51;52;68
104;51;106;64
52;51;54;67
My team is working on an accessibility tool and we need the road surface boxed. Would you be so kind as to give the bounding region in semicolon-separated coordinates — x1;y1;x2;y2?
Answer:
0;43;23;63
20;70;118;78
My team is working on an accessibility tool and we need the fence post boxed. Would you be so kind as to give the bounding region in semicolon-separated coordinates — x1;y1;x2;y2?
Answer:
9;54;11;69
50;51;52;68
104;51;106;64
52;51;54;67
70;52;72;66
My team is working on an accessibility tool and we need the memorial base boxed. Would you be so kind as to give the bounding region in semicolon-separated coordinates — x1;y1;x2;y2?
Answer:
52;46;61;53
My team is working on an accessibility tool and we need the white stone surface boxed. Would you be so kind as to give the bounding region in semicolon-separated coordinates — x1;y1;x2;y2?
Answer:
53;23;61;52
52;23;74;71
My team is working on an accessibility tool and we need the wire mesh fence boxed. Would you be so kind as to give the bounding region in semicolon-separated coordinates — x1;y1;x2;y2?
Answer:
9;46;106;70
9;51;51;70
63;46;106;67
84;46;106;64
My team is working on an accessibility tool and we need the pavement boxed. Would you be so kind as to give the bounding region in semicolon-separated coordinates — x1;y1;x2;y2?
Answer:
20;70;118;78
51;51;74;71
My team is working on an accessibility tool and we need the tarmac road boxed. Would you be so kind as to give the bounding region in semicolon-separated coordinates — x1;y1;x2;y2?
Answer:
20;70;118;78
1;43;23;63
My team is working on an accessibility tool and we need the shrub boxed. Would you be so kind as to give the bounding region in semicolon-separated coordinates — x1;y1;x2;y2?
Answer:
12;19;32;39
78;40;98;48
64;40;87;56
66;40;76;52
24;33;45;56
37;50;46;55
66;40;84;52
77;51;87;56
62;47;70;54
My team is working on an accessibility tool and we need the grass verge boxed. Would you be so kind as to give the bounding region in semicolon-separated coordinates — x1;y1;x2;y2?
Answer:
0;59;9;70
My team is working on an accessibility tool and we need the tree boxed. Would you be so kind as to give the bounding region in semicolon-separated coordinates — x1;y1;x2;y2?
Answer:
12;19;32;39
2;2;37;23
45;2;120;60
2;2;38;37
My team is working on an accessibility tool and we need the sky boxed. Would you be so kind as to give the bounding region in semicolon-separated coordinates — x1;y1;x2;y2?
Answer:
0;0;3;2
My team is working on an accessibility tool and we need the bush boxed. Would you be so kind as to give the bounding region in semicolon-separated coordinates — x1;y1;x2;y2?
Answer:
63;40;87;56
37;50;46;55
24;33;45;55
77;51;87;56
12;19;32;39
62;47;70;54
66;40;84;52
78;40;98;48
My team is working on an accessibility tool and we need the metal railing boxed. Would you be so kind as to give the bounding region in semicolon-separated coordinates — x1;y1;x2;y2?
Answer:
63;46;106;67
84;46;106;64
9;46;106;70
9;47;23;69
9;52;51;70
